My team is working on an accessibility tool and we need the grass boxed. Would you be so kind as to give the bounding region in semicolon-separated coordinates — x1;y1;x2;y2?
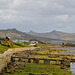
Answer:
31;49;71;60
0;44;34;54
34;49;68;54
0;45;9;54
5;63;72;75
36;44;56;47
32;55;62;60
0;45;24;54
0;43;64;54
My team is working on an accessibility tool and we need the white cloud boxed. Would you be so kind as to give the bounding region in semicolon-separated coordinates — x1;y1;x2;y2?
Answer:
0;0;75;32
56;15;69;22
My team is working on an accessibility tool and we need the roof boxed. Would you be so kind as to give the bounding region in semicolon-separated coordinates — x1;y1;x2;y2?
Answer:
30;39;38;41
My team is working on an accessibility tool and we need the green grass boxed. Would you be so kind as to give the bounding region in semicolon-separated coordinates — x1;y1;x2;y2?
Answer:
0;45;27;54
34;49;68;54
5;64;72;75
0;44;34;54
36;44;55;47
0;45;24;54
0;45;9;54
0;43;63;54
36;44;63;48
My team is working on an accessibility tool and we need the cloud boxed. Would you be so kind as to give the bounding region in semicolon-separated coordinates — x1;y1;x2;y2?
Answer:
56;15;69;22
0;0;75;33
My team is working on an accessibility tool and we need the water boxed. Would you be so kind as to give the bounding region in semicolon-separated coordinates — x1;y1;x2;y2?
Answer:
70;62;75;75
55;48;75;55
55;48;75;75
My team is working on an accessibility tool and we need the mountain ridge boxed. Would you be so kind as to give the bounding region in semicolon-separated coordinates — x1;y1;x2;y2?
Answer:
28;30;75;41
0;28;58;41
0;28;75;41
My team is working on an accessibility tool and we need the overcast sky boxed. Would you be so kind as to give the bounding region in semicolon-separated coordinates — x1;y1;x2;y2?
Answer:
0;0;75;33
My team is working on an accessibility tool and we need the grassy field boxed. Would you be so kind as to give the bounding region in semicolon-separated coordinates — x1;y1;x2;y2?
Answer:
0;44;34;54
36;44;59;47
0;45;9;54
0;45;24;54
5;63;72;75
33;49;68;54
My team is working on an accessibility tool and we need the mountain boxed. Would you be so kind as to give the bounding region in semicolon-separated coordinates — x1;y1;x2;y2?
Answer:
28;30;75;41
0;28;57;41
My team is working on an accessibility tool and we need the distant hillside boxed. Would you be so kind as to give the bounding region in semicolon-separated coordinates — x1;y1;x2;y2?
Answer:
28;30;75;41
0;28;58;41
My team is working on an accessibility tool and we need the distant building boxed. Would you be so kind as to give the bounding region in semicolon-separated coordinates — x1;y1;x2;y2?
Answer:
49;40;63;45
13;39;18;42
19;40;29;43
5;37;10;41
0;40;3;44
29;43;36;46
12;39;29;43
30;39;38;44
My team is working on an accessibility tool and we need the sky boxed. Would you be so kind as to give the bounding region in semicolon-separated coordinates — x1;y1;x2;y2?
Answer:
0;0;75;33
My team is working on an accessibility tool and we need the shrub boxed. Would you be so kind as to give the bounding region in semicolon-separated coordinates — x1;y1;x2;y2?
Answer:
23;42;30;45
1;41;15;48
0;37;5;41
14;42;24;47
34;45;37;47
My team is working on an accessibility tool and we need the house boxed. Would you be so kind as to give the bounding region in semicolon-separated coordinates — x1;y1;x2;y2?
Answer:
29;39;38;44
29;43;36;46
49;40;63;45
0;40;3;44
13;39;18;42
5;37;10;41
19;40;29;43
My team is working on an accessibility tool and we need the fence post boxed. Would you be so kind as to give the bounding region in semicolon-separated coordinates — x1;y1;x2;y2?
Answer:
44;59;50;64
28;59;31;63
33;59;39;63
63;60;70;67
56;60;59;65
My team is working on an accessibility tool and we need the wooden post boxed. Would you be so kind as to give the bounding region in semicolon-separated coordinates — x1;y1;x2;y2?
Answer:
14;57;19;62
28;59;31;63
56;60;59;65
63;60;70;67
50;61;51;64
60;61;63;65
33;59;39;63
11;56;15;62
44;59;50;64
18;57;21;62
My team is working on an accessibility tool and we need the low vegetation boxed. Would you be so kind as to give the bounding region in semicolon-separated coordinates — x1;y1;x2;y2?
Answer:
0;41;34;54
34;49;68;54
0;37;5;41
36;44;55;47
0;45;9;54
14;42;24;47
1;41;15;48
5;63;72;75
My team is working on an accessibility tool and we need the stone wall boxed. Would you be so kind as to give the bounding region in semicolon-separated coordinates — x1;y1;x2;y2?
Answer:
0;47;37;73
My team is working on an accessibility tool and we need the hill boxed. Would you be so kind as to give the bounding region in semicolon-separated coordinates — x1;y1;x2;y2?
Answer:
28;30;75;41
0;28;57;41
